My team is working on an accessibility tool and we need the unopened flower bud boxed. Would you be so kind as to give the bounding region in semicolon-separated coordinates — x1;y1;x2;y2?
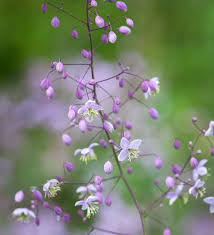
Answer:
101;34;108;44
94;175;102;185
154;156;162;169
127;167;132;174
165;176;174;189
54;206;63;215
63;213;70;223
81;49;89;59
95;15;105;28
190;157;198;168
64;161;74;172
40;77;50;90
148;107;159;120
148;79;157;91
100;138;107;148
43;201;49;208
192;117;197;123
96;183;103;192
108;31;117;43
116;1;127;12
56;176;62;181
112;103;119;113
109;139;114;145
79;119;87;132
210;148;214;156
71;29;78;39
14;190;24;203
126;18;134;28
171;164;181;175
114;97;121;105
76;88;83;100
35;217;40;226
141;81;148;93
104;161;113;175
95;192;104;203
124;130;131;140
68;109;76;121
173;139;180;149
41;3;47;13
124;121;132;130
51;16;60;28
118;26;131;35
154;179;160;185
88;79;96;85
104;121;114;133
163;228;171;235
91;0;97;7
33;190;43;201
46;86;54;99
77;209;84;217
119;78;124;87
127;91;133;99
105;196;112;206
116;118;122;124
62;134;72;146
56;61;64;73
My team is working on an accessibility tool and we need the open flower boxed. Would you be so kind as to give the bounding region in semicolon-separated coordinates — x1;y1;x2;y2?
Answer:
78;100;103;122
43;179;61;198
75;195;99;218
166;184;184;205
144;77;160;99
192;159;208;181
76;184;97;198
118;137;142;161
12;208;35;223
189;179;205;198
74;143;99;163
205;121;214;136
203;197;214;213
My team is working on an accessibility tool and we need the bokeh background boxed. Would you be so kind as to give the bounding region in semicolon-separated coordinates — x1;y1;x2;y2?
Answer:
1;0;214;234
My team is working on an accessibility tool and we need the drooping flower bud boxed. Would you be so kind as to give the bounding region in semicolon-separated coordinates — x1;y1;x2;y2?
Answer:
148;107;159;120
124;121;132;130
35;217;40;226
43;201;49;208
114;97;121;105
56;176;62;181
112;103;119;113
14;190;24;203
56;61;64;73
127;167;132;174
64;161;74;172
127;91;133;99
91;0;98;7
173;139;180;150
40;77;50;90
109;139;114;145
104;121;114;133
116;117;122;124
154;179;160;185
62;134;72;146
95;15;105;28
126;18;134;28
41;3;47;13
108;31;117;43
81;49;89;59
124;130;131;140
190;157;198;168
119;78;124;87
116;1;127;12
63;213;70;223
94;175;102;185
100;138;107;148
171;164;181;175
79;119;87;132
104;161;113;175
68;109;76;121
118;26;131;35
101;34;108;44
96;183;103;192
54;206;63;215
71;29;78;39
210;148;214;156
76;88;83;100
192;117;197;123
51;16;60;28
105;196;112;206
95;192;104;203
77;209;84;217
165;176;174;189
163;228;171;235
46;86;54;99
33;190;43;201
88;51;92;60
148;79;157;91
141;81;148;93
154;156;162;169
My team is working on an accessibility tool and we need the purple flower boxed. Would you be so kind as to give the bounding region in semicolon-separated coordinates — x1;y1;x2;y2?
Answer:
126;18;134;28
165;176;174;189
163;228;171;235
104;161;113;174
112;103;119;113
43;179;61;198
46;86;54;99
91;0;97;7
108;31;117;44
205;121;214;136
74;143;99;163
43;201;49;208
64;161;74;172
95;15;105;28
154;156;162;169
103;121;114;133
71;30;78;39
127;167;132;174
144;77;160;99
116;1;127;12
76;184;97;198
190;157;198;168
118;26;131;35
12;208;35;223
78;100;103;122
173;139;180;149
192;159;208;181
81;49;89;59
148;107;159;120
171;164;181;175
33;190;43;201
76;88;83;99
105;196;112;206
56;61;64;73
54;206;63;215
210;148;214;156
203;197;214;213
62;134;72;146
14;190;24;203
118;137;142;161
141;80;148;93
51;16;60;28
189;179;205;198
41;3;47;13
119;78;124;87
40;77;50;90
166;184;184;205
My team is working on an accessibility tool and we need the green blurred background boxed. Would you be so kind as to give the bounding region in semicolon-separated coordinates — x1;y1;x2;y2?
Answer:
1;0;214;234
